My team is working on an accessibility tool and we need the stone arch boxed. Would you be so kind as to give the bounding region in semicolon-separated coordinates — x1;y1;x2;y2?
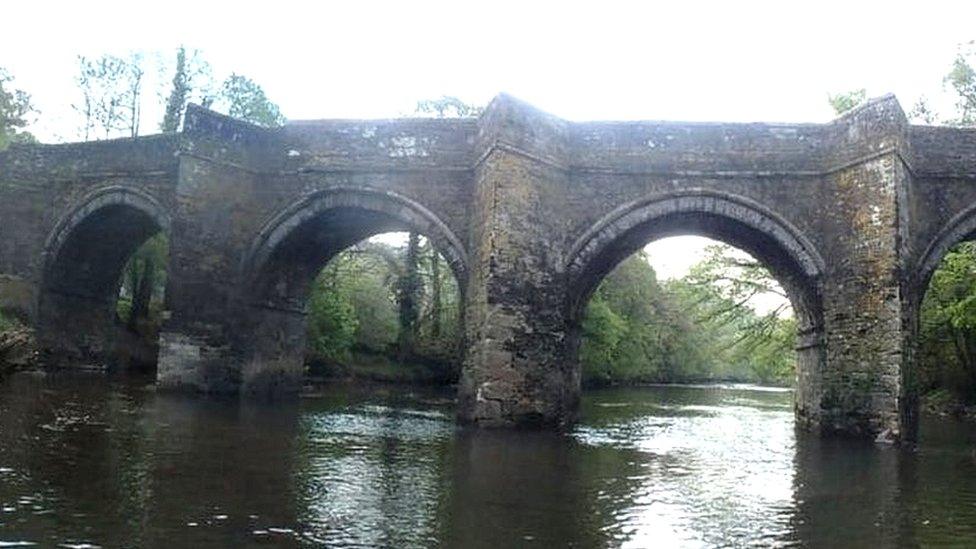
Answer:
233;186;469;396
914;202;976;300
564;189;825;330
38;185;171;367
562;189;826;414
42;186;171;289
242;186;468;309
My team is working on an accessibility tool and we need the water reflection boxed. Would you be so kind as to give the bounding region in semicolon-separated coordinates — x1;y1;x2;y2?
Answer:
575;386;796;547
2;374;976;547
438;429;636;547
295;396;454;546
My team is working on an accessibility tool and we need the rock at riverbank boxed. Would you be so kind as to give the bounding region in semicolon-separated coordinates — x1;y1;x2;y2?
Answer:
0;327;38;374
921;389;976;420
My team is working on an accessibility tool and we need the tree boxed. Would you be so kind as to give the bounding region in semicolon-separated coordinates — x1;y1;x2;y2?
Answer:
117;234;169;331
424;240;444;338
578;245;797;387
74;54;145;140
580;253;703;385
215;73;284;127
307;262;359;364
414;95;484;117
676;244;795;383
159;48;188;133
301;236;462;380
919;242;976;399
945;42;976;126
909;96;939;125
159;47;214;132
396;233;423;359
827;88;867;115
0;67;36;149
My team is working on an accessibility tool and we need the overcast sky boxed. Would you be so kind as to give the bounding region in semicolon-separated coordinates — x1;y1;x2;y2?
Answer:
4;0;973;308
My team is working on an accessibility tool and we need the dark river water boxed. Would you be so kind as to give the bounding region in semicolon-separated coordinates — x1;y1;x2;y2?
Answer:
1;373;976;547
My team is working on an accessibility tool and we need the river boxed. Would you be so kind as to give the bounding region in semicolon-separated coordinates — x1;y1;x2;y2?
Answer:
0;372;974;547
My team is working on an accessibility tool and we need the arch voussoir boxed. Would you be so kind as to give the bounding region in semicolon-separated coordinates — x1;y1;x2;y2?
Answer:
563;189;825;319
243;186;468;288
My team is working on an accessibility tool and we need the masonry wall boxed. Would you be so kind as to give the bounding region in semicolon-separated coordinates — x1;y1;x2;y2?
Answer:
158;107;476;394
0;136;178;319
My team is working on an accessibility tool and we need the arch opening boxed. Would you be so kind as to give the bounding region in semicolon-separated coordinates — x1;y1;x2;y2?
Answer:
39;190;170;371
577;236;800;387
303;232;464;385
237;189;467;395
564;192;825;419
915;233;976;419
907;202;976;429
565;193;823;330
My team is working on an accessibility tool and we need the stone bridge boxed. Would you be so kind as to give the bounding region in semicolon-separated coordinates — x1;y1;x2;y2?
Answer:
2;94;975;440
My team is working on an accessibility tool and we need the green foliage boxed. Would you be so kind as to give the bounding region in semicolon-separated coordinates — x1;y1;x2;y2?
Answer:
0;309;16;332
671;245;795;384
216;74;284;128
414;96;484;118
734;316;796;384
305;237;461;380
117;233;169;329
579;298;627;383
919;242;976;400
828;88;867;115
580;246;796;386
945;42;976;126
396;233;423;358
307;271;359;364
0;67;36;149
159;47;212;132
580;253;709;385
910;96;939;125
334;250;399;352
160;47;189;133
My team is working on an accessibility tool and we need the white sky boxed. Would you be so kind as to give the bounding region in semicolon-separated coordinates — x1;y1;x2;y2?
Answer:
6;0;973;311
4;0;975;141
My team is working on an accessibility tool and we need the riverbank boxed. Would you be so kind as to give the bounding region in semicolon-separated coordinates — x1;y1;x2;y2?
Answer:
306;349;457;385
921;389;976;421
0;324;37;376
582;376;791;390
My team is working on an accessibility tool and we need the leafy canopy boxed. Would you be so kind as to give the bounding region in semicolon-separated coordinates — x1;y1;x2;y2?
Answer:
0;68;36;149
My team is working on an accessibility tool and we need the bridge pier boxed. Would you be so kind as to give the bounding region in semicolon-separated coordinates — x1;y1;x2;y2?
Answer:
157;306;305;396
457;100;579;427
804;150;915;440
237;305;307;396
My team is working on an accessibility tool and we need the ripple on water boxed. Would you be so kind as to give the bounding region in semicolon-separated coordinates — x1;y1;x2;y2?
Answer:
575;386;797;547
4;374;976;547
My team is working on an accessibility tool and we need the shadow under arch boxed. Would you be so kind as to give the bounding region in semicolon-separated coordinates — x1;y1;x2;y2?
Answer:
563;189;826;422
38;186;171;367
233;186;469;395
